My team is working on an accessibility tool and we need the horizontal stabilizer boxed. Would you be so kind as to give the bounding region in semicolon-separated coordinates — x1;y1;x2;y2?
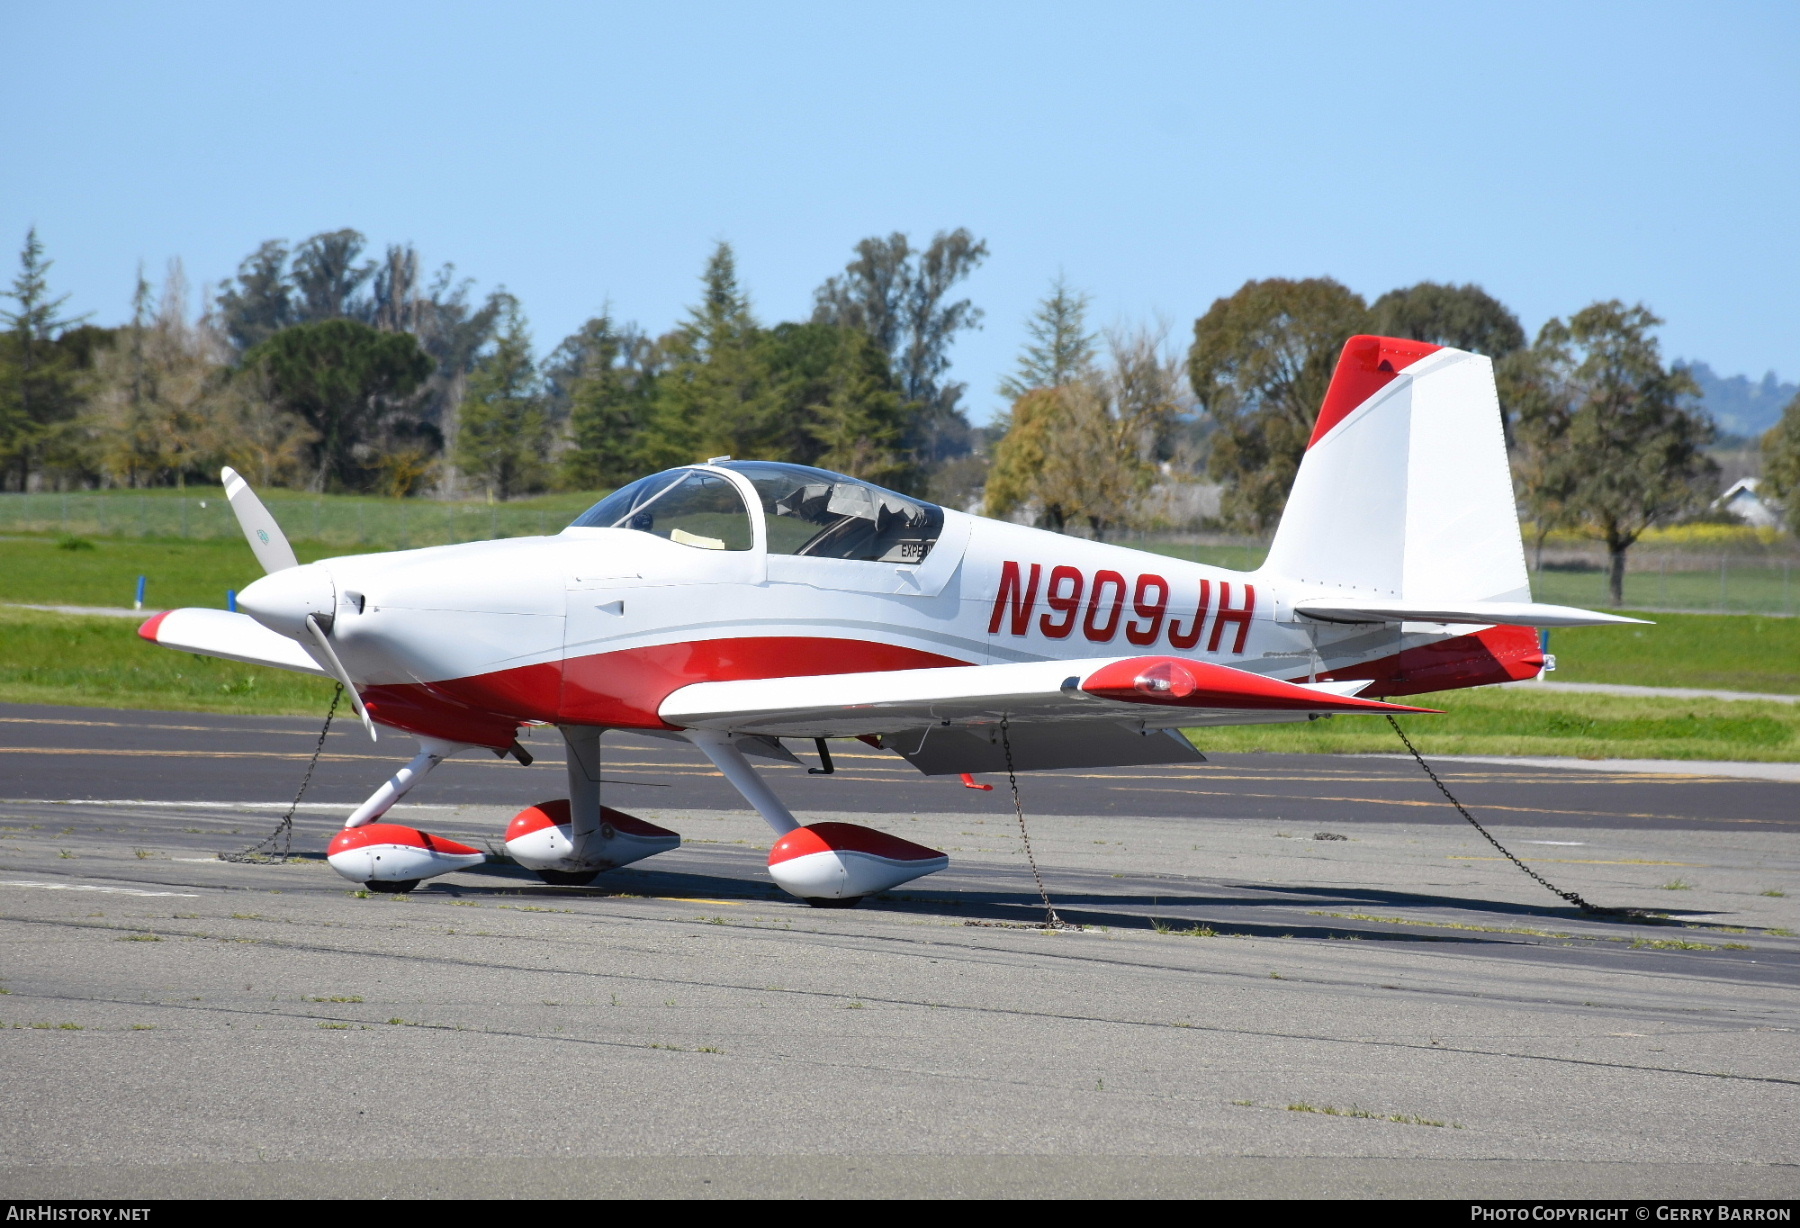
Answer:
138;608;328;677
1293;600;1649;628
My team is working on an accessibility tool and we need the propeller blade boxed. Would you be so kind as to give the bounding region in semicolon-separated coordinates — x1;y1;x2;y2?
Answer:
305;614;378;742
221;466;299;575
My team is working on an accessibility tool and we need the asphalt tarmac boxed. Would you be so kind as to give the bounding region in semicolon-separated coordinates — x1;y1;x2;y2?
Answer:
1;701;1796;1200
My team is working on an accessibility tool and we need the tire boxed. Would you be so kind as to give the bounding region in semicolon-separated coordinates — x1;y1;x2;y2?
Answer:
366;879;419;894
535;869;601;887
804;896;863;909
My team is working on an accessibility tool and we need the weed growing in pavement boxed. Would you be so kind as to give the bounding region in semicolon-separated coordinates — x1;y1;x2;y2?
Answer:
1762;889;1786;898
1284;1101;1459;1128
1151;919;1218;937
1309;911;1572;939
1767;927;1795;937
1632;938;1717;950
317;1023;350;1030
1661;879;1694;891
304;995;362;1003
130;1024;153;1030
116;933;160;942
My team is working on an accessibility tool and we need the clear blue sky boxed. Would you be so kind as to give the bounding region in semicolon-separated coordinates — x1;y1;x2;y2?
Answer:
4;1;1795;423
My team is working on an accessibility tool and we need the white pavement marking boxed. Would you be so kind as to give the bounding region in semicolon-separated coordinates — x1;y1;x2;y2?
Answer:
1;879;199;898
1365;754;1800;783
0;800;456;810
1503;679;1800;704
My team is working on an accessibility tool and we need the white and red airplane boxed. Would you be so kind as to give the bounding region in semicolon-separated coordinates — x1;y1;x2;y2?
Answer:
139;335;1638;904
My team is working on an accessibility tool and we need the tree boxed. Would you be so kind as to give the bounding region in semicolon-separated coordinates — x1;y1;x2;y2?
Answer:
456;297;550;499
1758;391;1800;536
0;227;91;489
289;229;377;324
214;241;294;351
984;388;1064;527
1502;341;1579;569
1369;282;1525;356
640;242;776;469
761;322;911;486
214;234;505;495
986;325;1182;538
1511;302;1716;604
554;314;660;490
813;228;988;465
1187;277;1370;532
998;273;1096;400
246;319;432;491
79;261;228;488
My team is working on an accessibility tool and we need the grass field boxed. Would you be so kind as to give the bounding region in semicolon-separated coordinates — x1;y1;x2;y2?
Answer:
1;603;1795;761
1189;685;1800;763
0;486;602;552
1135;540;1799;616
0;606;337;716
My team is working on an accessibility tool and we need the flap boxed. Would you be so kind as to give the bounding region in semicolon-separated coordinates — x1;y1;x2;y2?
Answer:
886;723;1205;776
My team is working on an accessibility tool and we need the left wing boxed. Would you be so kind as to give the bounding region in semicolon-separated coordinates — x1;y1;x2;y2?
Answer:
661;654;1433;740
138;608;328;677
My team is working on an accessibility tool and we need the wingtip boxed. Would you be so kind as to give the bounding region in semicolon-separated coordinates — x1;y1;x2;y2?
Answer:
136;610;171;643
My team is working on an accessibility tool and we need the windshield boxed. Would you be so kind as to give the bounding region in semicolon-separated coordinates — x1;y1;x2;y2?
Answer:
568;468;752;550
723;461;942;564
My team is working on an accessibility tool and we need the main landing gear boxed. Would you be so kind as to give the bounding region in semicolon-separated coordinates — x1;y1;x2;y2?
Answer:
324;724;952;904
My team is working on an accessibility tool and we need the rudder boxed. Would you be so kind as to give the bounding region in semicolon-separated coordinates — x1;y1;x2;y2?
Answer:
1260;335;1529;608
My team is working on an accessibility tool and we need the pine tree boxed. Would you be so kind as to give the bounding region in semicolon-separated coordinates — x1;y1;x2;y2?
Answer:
999;274;1096;400
456;297;550;499
641;243;775;468
0;228;88;488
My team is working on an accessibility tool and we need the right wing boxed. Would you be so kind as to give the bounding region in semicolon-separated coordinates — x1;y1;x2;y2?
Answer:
662;654;1430;738
661;655;1434;775
138;608;328;677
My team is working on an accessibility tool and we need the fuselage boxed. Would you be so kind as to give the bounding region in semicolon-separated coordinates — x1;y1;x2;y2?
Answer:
248;481;1543;751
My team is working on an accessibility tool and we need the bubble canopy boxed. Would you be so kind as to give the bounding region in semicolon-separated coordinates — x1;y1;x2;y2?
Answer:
569;461;944;564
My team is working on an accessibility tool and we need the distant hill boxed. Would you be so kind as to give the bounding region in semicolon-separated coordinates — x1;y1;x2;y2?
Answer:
1676;361;1797;438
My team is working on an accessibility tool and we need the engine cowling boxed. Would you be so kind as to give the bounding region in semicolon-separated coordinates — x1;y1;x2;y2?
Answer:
327;823;485;886
767;822;948;902
504;800;680;873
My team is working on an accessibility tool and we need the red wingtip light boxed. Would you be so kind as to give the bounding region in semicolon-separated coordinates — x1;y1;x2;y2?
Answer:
136;610;171;643
1133;660;1196;699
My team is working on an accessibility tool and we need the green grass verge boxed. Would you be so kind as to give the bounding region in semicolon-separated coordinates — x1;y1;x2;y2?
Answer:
0;606;337;716
1187;684;1800;762
1546;612;1800;695
2;607;1794;761
0;535;342;611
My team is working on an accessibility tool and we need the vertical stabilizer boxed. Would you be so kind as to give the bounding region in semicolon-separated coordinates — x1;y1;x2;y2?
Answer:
1261;336;1529;606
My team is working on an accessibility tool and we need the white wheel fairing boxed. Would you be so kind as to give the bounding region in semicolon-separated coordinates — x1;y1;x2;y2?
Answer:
326;823;485;884
503;801;680;873
766;848;949;900
766;823;948;901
